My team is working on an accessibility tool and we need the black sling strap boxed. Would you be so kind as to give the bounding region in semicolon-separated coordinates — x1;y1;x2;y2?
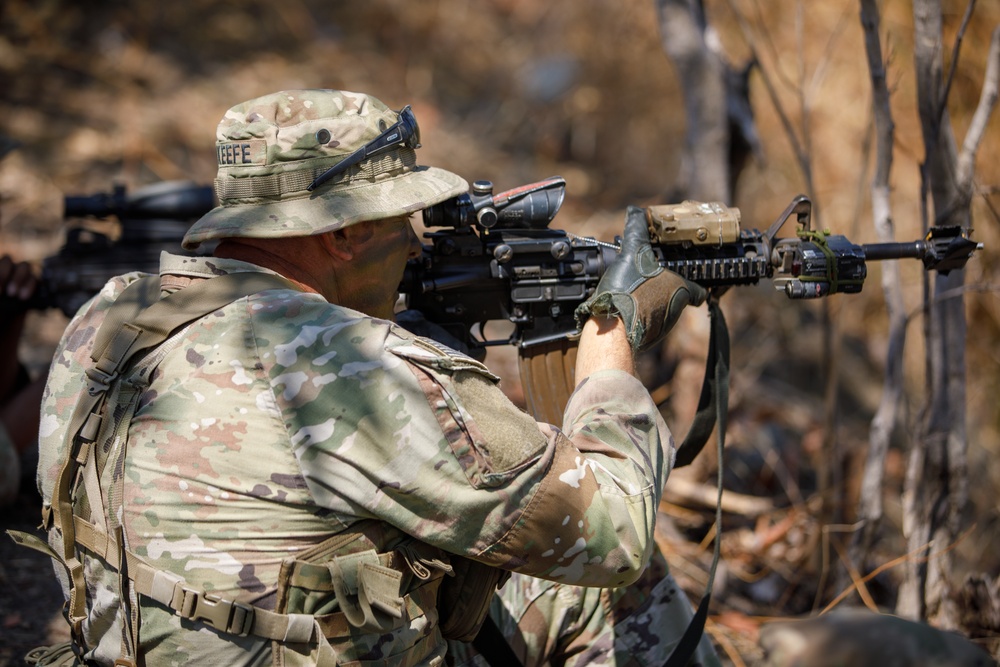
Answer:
472;615;526;667
664;297;729;667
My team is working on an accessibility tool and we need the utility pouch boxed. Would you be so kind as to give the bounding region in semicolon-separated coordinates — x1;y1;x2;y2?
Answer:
436;557;509;642
24;642;85;666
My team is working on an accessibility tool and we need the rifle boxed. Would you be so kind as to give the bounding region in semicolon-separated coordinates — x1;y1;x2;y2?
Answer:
400;176;981;423
24;181;216;316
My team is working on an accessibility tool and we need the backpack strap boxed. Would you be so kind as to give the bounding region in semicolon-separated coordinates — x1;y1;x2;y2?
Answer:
43;271;297;650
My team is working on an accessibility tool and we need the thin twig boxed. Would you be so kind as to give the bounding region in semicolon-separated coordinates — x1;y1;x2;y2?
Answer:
749;0;798;91
903;283;1000;325
832;535;880;612
980;188;1000;224
796;1;811;166
813;520;864;612
807;0;856;98
935;0;978;132
822;523;977;614
705;617;748;667
722;0;810;179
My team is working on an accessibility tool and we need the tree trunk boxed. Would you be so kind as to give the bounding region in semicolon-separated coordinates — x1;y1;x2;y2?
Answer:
655;0;732;203
898;0;983;629
850;0;907;571
652;0;761;488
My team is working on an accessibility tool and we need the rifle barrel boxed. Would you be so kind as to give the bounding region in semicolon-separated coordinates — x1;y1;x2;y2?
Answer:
862;241;926;262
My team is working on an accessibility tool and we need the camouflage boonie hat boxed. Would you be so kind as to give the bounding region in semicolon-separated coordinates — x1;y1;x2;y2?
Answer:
182;89;468;249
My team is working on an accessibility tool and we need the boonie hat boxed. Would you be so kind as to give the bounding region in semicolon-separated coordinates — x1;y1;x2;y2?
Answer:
182;89;468;249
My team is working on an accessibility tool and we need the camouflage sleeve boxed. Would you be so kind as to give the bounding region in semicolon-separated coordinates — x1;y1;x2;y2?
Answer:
275;308;671;589
474;368;672;588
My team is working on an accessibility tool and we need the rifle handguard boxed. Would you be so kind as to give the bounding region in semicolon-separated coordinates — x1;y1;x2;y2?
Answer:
574;206;707;351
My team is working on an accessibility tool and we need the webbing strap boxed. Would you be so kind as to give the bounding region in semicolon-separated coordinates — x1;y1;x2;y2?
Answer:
663;298;728;667
46;271;297;643
66;517;314;643
94;272;298;371
67;513;435;645
50;276;161;633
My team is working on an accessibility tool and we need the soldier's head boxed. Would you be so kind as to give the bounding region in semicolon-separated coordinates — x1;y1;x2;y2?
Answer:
184;89;467;317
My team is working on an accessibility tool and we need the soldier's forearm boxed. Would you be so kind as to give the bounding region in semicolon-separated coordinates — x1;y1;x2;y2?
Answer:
574;315;634;383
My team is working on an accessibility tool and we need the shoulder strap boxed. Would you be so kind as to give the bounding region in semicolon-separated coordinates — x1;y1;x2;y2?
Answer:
48;271;297;641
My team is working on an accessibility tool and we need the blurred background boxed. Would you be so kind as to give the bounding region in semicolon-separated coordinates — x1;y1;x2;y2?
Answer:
1;0;998;663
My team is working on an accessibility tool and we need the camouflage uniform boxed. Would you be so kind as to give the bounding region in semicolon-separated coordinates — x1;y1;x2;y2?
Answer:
28;89;718;666
449;550;720;666
36;251;672;665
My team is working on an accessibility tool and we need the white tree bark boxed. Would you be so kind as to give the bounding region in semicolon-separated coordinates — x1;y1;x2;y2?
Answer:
851;0;907;571
655;0;732;203
899;0;999;629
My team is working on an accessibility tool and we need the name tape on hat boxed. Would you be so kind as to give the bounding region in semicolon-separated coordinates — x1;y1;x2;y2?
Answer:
217;140;267;166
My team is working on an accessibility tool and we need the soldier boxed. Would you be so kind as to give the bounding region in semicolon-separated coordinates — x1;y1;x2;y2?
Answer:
27;89;718;666
0;256;46;507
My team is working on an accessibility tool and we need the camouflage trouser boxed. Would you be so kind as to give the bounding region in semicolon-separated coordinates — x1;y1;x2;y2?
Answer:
447;547;721;667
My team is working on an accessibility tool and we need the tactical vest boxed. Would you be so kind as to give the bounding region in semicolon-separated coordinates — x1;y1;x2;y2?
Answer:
9;273;505;666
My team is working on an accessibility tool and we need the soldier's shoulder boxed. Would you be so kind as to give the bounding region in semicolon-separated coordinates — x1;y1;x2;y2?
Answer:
385;325;499;382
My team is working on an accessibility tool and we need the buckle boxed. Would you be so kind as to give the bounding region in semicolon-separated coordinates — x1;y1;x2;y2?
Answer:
84;366;118;396
173;585;255;637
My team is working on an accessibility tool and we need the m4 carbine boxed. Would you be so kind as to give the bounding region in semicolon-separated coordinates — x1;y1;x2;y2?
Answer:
400;176;980;422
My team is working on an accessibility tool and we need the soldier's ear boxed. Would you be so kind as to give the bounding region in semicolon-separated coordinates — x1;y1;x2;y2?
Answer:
319;230;353;261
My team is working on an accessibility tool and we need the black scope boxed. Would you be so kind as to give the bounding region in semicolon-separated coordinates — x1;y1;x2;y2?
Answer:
64;181;216;222
423;177;566;231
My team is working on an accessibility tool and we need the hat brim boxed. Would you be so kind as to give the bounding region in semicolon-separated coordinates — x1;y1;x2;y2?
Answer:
182;166;468;249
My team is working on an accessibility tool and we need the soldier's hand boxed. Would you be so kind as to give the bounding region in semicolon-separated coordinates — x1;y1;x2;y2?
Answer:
0;255;38;303
574;206;706;351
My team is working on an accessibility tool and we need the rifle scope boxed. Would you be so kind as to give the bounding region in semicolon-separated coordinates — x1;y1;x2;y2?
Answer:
423;177;566;231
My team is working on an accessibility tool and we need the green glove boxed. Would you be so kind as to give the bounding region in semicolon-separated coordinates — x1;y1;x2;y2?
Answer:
575;205;708;351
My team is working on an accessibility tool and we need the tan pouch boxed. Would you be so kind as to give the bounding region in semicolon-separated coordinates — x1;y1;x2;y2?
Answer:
24;642;83;666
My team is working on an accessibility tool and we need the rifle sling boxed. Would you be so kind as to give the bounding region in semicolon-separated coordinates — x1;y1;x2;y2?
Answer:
663;297;728;667
472;615;525;667
673;297;730;468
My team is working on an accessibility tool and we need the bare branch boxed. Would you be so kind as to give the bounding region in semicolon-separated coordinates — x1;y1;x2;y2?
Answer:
956;25;1000;194
750;0;798;91
723;0;810;181
655;0;731;202
796;1;814;168
851;0;908;578
807;3;855;99
936;0;977;131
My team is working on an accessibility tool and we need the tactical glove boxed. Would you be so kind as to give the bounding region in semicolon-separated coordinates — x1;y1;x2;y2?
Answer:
575;205;707;351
